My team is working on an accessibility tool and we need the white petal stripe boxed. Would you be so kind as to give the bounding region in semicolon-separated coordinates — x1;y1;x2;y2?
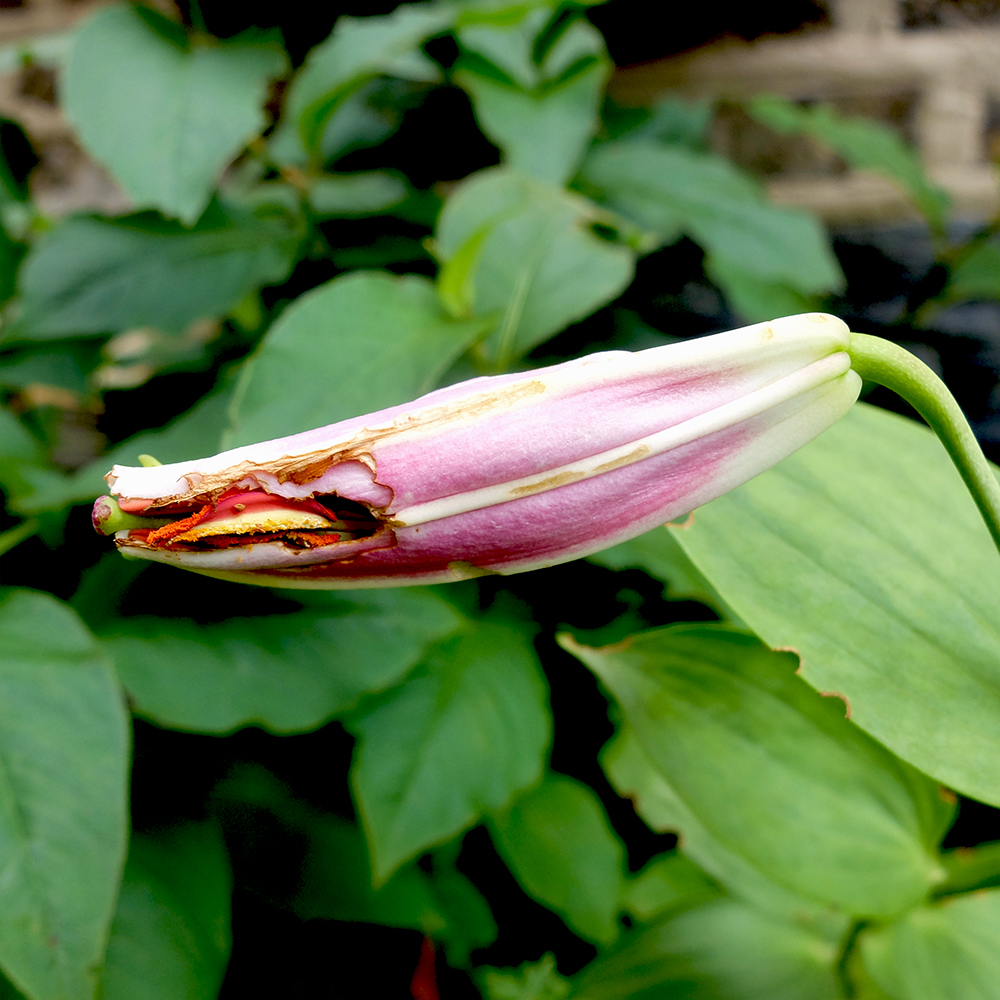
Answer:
392;351;852;527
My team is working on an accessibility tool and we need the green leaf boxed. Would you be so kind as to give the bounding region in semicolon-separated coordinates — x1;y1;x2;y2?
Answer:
270;77;398;167
0;342;101;395
430;846;499;965
945;242;1000;303
623;852;723;925
601;96;713;149
573;898;841;1000
748;95;950;229
604;727;847;941
349;620;550;883
100;823;231;1000
860;890;1000;999
456;18;609;185
435;168;634;362
704;255;820;324
0;405;72;514
275;5;453;162
224;765;495;962
15;386;233;516
937;840;1000;896
457;63;607;186
0;519;39;559
479;953;570;1000
226;271;492;448
0;589;129;1000
565;625;946;919
11;203;298;342
455;6;552;88
294;813;446;929
65;6;285;223
437;222;492;319
0;223;23;304
588;524;736;618
101;589;461;733
307;171;408;216
580;142;843;296
489;772;624;944
669;401;1000;808
0;405;47;471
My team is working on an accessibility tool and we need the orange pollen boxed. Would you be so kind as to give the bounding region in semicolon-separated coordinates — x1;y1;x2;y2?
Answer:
145;505;212;545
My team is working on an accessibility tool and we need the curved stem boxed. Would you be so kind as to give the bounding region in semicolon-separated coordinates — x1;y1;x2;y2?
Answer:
848;333;1000;554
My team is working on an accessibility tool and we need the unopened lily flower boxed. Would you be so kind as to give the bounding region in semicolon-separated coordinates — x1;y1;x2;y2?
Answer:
93;313;863;588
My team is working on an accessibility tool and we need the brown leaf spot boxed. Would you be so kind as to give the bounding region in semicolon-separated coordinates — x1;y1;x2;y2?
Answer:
938;786;958;805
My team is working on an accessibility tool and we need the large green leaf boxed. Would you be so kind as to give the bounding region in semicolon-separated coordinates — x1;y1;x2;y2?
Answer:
65;5;285;223
0;589;129;1000
860;890;1000;999
748;95;950;229
604;727;847;941
580;142;843;298
100;823;231;1000
573;898;841;1000
273;5;453;163
348;620;550;883
226;271;492;448
101;589;460;734
435;168;634;363
566;625;946;920
11;204;298;341
489;772;624;944
456;15;609;185
669;401;1000;807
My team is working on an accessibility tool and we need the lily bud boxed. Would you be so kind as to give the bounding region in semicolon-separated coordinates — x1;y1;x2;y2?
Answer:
93;313;861;589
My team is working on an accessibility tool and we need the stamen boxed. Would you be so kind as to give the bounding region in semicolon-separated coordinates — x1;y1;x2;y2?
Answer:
146;505;212;545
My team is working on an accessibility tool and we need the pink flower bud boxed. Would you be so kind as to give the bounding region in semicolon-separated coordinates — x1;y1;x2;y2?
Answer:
94;313;861;588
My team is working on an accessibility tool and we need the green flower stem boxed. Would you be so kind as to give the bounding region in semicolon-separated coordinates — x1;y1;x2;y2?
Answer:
91;495;177;536
848;332;1000;553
